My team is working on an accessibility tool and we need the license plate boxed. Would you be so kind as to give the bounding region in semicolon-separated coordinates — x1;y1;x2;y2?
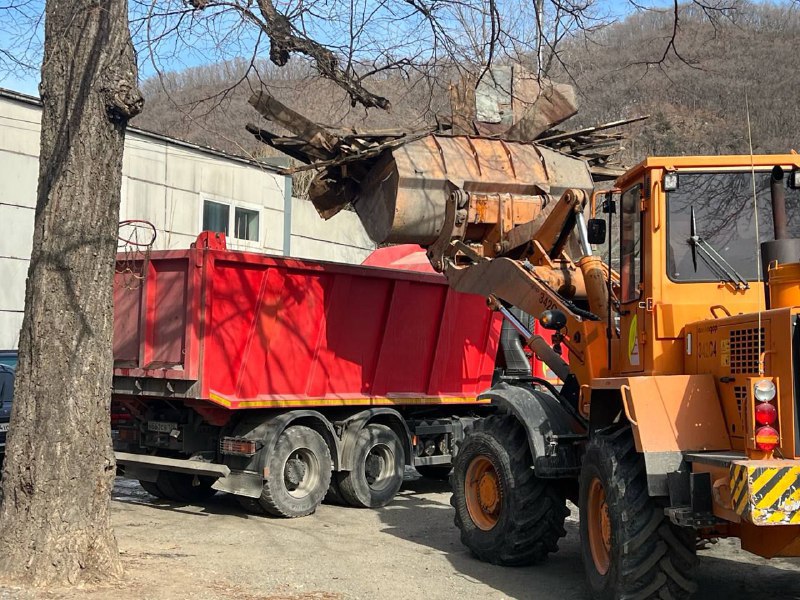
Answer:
147;421;177;434
0;423;9;433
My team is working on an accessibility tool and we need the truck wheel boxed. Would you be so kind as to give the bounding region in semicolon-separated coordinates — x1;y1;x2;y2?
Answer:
156;471;217;503
139;479;168;499
579;429;697;600
338;424;405;508
258;425;332;518
451;414;569;566
324;477;347;505
415;465;452;481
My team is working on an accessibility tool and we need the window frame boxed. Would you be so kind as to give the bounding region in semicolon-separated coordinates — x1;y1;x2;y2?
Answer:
663;169;795;284
199;196;264;246
620;183;643;303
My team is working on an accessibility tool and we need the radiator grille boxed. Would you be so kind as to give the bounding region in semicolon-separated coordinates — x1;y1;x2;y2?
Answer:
734;385;747;416
729;328;765;374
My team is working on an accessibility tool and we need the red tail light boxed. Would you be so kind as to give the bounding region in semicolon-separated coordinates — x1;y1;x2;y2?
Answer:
755;425;780;452
755;402;778;426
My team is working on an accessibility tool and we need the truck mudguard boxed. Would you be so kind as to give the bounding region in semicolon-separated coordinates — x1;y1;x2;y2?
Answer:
479;382;585;477
227;409;343;473
338;408;413;471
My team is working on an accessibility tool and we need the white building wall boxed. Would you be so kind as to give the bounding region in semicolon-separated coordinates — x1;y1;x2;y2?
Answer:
289;197;375;264
0;91;376;349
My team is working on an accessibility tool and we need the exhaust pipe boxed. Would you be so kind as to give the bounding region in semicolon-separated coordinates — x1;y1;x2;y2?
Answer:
771;166;788;240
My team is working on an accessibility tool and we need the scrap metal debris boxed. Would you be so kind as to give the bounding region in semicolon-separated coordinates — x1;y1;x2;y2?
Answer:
245;77;647;220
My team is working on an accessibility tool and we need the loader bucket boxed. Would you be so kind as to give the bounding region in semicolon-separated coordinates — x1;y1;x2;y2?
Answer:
347;135;594;245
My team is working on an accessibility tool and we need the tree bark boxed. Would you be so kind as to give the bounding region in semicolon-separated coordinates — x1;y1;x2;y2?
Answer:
0;0;142;586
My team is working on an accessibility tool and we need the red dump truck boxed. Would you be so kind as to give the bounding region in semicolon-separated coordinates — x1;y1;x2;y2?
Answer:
112;232;528;516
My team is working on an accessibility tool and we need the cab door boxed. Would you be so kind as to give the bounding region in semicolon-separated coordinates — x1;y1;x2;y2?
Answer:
619;183;645;373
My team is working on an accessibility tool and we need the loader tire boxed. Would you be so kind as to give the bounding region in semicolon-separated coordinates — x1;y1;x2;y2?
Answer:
338;424;405;508
451;414;569;566
579;428;697;600
156;471;217;503
415;465;452;481
139;479;168;499
257;425;332;518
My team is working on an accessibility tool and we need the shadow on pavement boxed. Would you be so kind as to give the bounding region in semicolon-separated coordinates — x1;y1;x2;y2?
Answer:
378;484;587;600
378;481;800;600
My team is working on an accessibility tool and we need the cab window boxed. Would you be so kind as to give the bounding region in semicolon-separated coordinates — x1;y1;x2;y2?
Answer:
620;184;642;302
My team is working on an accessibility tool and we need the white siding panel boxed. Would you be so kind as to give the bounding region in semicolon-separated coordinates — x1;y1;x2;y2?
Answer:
123;135;167;186
0;205;34;259
163;146;200;193
199;158;235;200
289;236;373;264
291;198;374;249
0;101;40;157
123;178;167;230
161;232;198;250
0;258;28;311
0;311;23;349
0;150;39;208
165;188;199;237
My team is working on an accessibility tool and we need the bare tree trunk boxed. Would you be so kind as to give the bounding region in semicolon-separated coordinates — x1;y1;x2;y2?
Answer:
0;0;142;586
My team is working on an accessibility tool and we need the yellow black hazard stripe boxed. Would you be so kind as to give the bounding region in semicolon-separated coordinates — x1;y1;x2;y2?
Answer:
730;462;800;525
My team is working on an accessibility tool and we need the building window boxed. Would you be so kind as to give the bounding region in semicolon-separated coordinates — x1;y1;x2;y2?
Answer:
203;200;229;235
202;199;261;243
234;207;259;241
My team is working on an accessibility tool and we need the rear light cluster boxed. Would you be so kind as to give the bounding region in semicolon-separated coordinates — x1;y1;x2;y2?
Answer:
753;379;779;452
220;436;258;456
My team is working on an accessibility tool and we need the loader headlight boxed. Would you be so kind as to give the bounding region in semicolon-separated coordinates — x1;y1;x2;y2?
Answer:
753;379;776;402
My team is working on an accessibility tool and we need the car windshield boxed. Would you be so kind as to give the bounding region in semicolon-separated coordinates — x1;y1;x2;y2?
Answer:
667;170;800;282
0;353;17;369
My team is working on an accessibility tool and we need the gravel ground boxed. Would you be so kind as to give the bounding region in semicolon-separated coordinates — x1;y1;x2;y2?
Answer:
1;472;799;599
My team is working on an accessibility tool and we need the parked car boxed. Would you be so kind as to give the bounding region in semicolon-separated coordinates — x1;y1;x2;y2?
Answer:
0;370;14;473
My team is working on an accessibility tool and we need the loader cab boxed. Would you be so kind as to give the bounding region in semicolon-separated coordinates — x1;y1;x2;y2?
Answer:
607;155;800;376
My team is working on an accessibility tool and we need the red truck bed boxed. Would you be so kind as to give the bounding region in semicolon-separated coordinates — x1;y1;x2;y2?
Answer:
113;234;501;411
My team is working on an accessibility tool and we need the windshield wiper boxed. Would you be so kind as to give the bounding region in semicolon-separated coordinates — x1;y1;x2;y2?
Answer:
688;206;749;290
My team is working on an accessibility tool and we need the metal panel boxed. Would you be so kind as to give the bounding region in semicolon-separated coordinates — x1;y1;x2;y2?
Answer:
624;374;731;453
113;241;501;410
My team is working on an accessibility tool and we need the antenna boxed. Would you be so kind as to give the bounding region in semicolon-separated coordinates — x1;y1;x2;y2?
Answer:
745;92;764;376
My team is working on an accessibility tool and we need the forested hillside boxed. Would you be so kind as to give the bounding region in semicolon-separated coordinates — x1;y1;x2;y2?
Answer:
132;1;800;166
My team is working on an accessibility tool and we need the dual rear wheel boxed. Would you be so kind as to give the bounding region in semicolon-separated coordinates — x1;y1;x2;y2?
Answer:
238;423;405;517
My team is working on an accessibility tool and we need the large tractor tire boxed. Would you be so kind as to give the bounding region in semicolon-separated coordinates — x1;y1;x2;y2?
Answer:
579;428;697;600
245;425;332;518
156;471;217;503
337;424;405;508
451;414;569;566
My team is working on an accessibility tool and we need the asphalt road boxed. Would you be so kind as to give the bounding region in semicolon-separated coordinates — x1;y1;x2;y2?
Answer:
1;473;799;599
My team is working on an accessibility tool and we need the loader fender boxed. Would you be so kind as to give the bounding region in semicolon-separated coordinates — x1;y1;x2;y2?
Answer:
226;409;342;473
479;382;584;477
338;408;413;471
591;374;731;496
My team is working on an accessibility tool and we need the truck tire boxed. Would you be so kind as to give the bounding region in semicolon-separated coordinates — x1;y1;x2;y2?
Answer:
451;414;569;566
338;424;405;508
156;471;217;503
415;465;452;481
139;479;168;499
324;477;347;506
579;428;697;600
258;425;332;518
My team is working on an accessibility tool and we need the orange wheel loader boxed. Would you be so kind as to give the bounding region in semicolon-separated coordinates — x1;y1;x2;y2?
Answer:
311;135;800;599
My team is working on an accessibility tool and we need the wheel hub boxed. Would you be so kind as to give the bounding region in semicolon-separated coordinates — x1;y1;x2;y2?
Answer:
465;455;502;531
588;477;612;575
365;451;385;483
477;471;499;513
284;452;308;490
